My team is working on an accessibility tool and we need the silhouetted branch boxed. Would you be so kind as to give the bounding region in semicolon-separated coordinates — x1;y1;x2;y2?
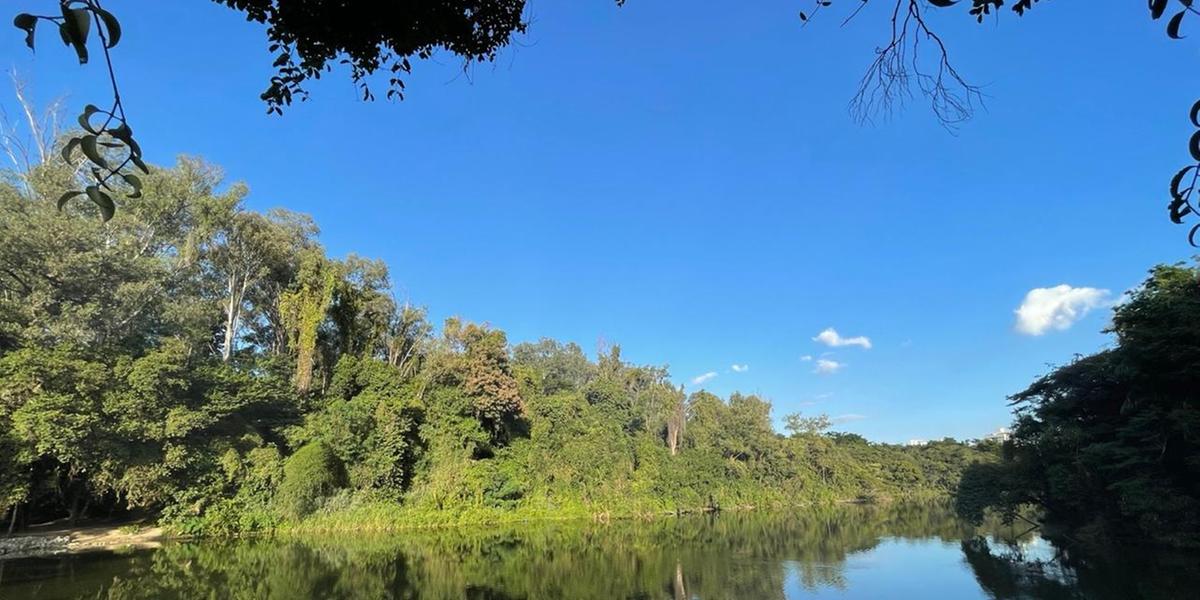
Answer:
1167;102;1200;246
849;0;982;129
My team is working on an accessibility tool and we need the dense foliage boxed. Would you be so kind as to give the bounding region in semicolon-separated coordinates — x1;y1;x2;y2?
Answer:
957;262;1200;548
213;0;529;112
0;144;992;535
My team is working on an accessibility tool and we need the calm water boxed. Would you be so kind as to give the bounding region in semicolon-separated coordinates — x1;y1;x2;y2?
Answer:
1;503;1196;599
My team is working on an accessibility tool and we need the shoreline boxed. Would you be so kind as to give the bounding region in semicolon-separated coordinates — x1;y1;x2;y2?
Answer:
0;496;924;559
0;523;167;559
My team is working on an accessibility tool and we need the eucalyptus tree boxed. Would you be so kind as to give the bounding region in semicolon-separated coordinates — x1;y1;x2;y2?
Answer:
383;303;432;378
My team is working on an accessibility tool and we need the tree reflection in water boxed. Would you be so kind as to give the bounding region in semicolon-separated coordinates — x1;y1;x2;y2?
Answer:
962;533;1200;600
1;502;1196;599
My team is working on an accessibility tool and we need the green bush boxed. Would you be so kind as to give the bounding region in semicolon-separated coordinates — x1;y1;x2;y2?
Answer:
277;441;348;520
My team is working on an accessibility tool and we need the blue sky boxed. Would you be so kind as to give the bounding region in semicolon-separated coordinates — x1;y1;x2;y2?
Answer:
3;1;1194;442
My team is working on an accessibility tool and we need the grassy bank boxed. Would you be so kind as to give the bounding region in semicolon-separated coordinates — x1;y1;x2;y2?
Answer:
271;489;952;536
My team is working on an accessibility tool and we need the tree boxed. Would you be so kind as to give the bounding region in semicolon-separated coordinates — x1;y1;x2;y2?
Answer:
665;386;686;456
278;249;335;393
383;304;431;378
327;254;393;358
276;440;346;519
0;346;110;525
512;338;594;396
443;318;524;437
244;209;320;357
962;261;1200;547
784;413;831;437
0;101;999;532
206;207;272;362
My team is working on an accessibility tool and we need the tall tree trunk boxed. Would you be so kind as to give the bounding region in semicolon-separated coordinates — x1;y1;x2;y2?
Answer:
666;393;685;456
222;275;237;362
222;275;250;362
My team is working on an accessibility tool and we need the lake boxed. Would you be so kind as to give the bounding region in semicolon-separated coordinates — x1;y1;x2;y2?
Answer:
1;503;1196;599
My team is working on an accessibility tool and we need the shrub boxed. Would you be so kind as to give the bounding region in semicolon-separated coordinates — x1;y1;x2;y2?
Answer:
277;441;347;520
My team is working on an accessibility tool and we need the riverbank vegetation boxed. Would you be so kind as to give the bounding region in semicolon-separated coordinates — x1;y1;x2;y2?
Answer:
956;262;1200;549
0;151;996;536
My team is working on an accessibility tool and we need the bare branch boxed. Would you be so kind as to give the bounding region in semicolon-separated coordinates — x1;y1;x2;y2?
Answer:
0;72;66;177
850;0;983;130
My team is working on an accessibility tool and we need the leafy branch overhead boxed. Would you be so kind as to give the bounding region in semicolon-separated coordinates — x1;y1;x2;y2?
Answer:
12;0;145;222
10;0;1200;238
1167;100;1200;244
212;0;531;114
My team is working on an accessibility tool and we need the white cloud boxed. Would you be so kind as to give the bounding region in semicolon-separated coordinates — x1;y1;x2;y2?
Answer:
690;371;718;386
831;413;866;424
731;364;749;373
800;355;813;362
798;393;834;407
813;359;845;375
813;328;872;349
1014;285;1112;336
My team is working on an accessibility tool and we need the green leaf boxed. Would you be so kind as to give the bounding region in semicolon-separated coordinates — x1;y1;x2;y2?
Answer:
13;13;36;50
85;185;115;222
131;155;150;175
1190;130;1200;162
928;0;959;7
78;104;101;133
108;122;132;142
12;14;35;30
1170;165;1194;204
1150;0;1169;20
1190;99;1200;128
1169;165;1196;224
96;8;120;48
61;137;81;163
56;190;84;211
61;5;91;64
1167;10;1186;39
120;173;143;199
1169;196;1193;224
80;134;109;169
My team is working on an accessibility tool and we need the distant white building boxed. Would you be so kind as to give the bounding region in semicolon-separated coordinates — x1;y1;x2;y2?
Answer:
906;439;928;447
984;427;1012;443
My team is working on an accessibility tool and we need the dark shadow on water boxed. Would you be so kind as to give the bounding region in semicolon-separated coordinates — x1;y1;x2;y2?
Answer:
962;533;1200;600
